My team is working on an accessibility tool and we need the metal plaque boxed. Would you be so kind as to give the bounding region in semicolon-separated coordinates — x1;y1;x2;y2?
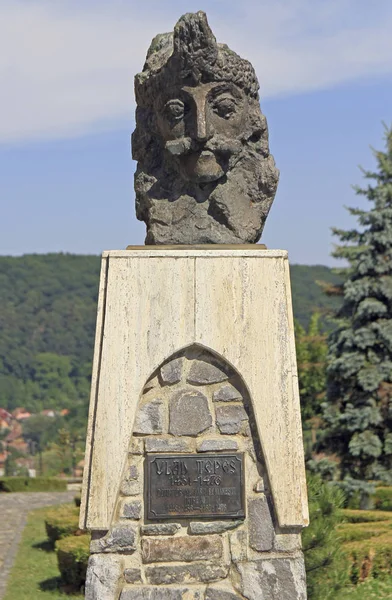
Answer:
145;453;245;519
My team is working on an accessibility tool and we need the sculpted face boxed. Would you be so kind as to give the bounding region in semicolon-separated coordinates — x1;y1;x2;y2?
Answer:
133;11;279;245
156;81;246;183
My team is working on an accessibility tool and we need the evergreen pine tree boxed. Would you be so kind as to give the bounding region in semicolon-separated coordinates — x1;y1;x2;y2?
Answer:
322;125;392;494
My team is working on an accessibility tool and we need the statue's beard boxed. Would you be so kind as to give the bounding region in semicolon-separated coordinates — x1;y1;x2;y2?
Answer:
165;135;242;184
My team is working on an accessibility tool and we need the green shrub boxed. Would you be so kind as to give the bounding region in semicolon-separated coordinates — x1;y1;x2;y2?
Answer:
0;476;67;493
344;532;392;582
56;534;90;590
44;504;82;548
303;474;350;599
374;487;392;511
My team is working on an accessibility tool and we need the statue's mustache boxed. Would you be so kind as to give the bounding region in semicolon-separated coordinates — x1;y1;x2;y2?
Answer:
165;136;241;157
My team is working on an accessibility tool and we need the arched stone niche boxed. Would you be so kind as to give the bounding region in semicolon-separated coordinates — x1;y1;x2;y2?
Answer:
86;345;306;599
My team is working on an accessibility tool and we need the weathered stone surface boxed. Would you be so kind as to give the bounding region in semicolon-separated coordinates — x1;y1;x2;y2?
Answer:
229;529;248;562
205;587;241;600
133;11;279;245
143;375;158;393
213;384;242;402
187;360;228;385
141;535;223;563
141;523;181;536
235;557;307;600
254;479;265;493
146;562;228;584
85;554;123;599
144;437;192;453
189;520;242;535
90;525;137;553
169;389;212;436
274;533;302;553
120;478;141;496
160;358;184;384
248;496;274;552
133;400;164;434
129;438;144;455
121;588;194;600
215;405;248;434
124;568;143;583
121;500;142;520
196;438;238;452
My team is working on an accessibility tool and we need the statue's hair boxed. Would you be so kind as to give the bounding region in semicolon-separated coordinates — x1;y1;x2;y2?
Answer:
135;11;259;107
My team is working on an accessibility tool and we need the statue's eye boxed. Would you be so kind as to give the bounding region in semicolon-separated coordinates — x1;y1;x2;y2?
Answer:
212;96;237;119
164;99;185;123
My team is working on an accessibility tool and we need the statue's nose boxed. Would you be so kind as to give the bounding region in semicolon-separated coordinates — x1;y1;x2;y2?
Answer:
194;103;212;142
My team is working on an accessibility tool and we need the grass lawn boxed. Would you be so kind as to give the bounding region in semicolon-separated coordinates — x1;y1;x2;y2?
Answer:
4;504;392;599
3;507;83;600
339;577;392;599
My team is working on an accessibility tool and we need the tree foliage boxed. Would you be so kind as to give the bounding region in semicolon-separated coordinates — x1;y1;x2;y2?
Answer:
296;313;328;421
303;474;348;599
322;125;392;491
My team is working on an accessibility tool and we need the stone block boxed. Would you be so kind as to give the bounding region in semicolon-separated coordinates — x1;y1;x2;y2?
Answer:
144;438;192;453
141;535;223;563
141;523;181;536
169;390;212;436
205;586;242;599
85;554;123;600
120;478;141;497
197;439;238;452
248;496;274;552
161;357;184;384
187;360;228;385
120;588;193;600
146;562;228;584
235;557;307;600
121;500;142;520
229;530;248;562
90;525;136;553
254;479;265;493
189;521;242;535
124;568;143;583
133;400;164;434
215;406;248;434
129;438;144;455
274;533;302;553
213;384;242;402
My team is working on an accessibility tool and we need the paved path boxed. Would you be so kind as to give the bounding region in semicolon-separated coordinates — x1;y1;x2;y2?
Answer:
0;491;76;599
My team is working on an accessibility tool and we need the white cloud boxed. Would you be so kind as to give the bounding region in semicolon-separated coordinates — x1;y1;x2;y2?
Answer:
0;0;391;143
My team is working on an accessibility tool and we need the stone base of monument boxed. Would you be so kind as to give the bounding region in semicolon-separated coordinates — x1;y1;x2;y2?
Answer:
80;247;309;600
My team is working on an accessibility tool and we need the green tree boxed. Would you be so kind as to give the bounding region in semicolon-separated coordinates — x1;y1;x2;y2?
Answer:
296;313;328;421
322;125;392;494
22;414;64;475
303;474;348;599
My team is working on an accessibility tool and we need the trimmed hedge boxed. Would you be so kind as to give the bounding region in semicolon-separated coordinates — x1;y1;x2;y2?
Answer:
56;534;90;589
374;487;392;511
45;504;83;548
340;509;392;523
338;522;390;543
345;532;392;583
0;476;67;493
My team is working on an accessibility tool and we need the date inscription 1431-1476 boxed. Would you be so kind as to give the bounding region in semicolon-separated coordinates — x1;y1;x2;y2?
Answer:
145;453;245;519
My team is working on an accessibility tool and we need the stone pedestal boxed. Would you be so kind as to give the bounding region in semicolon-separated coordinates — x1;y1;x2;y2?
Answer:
80;247;309;599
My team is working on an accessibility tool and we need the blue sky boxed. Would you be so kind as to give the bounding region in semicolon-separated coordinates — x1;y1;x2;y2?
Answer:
1;0;391;265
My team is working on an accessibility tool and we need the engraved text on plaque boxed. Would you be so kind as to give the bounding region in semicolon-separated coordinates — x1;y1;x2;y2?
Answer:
146;453;245;519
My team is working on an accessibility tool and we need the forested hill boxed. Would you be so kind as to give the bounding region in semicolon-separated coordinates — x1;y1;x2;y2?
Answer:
0;254;341;413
